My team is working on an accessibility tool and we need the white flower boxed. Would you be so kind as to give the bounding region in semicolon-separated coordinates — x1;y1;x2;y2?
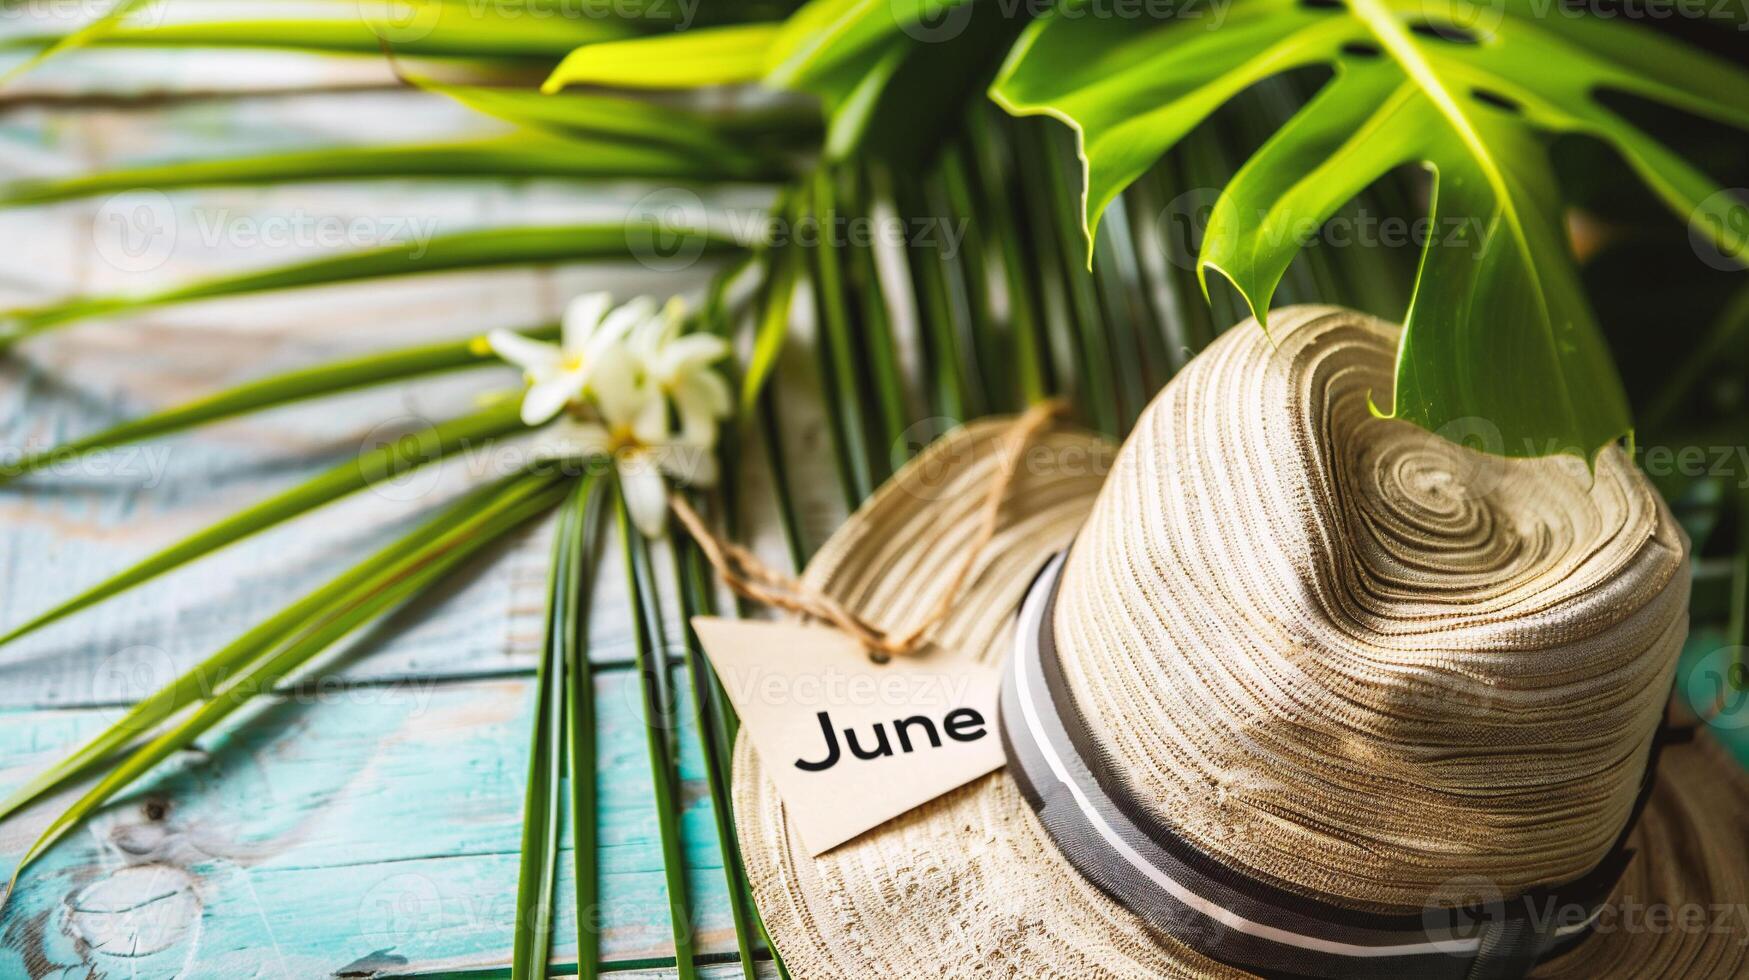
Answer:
628;297;733;444
531;341;720;538
487;292;656;426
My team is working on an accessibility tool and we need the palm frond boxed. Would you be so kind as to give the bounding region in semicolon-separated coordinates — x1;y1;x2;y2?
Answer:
619;493;698;980
3;470;570;903
0;328;552;486
0;401;528;647
3;224;741;341
514;475;602;979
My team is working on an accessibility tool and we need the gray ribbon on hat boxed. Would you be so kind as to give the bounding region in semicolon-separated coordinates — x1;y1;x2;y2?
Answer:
998;552;1629;980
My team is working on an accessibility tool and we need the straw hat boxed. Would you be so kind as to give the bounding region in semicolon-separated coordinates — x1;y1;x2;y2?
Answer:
731;305;1749;978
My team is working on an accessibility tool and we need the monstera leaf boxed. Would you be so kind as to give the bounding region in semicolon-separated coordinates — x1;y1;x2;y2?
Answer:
991;0;1749;458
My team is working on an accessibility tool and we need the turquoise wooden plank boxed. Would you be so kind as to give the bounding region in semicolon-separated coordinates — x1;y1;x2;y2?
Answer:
1677;625;1749;770
0;669;744;978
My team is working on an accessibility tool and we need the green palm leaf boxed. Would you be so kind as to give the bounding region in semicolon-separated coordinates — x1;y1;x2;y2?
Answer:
989;0;1749;458
2;5;632;61
2;223;741;340
420;82;792;176
544;24;782;92
0;472;542;825
0;133;777;209
2;471;569;905
0;401;528;648
513;475;600;980
0;0;150;84
671;518;762;978
0;329;553;487
618;497;698;980
564;483;608;979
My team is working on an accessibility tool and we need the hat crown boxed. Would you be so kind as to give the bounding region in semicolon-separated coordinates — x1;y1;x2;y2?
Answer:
1053;306;1687;911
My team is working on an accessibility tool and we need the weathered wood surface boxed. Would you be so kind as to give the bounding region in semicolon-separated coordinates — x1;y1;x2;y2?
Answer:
0;671;747;978
5;14;1745;980
0;29;845;978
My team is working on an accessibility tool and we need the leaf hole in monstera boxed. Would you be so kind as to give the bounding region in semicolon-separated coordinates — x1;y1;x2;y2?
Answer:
1470;88;1524;116
1341;41;1383;59
1410;21;1482;44
1300;0;1343;10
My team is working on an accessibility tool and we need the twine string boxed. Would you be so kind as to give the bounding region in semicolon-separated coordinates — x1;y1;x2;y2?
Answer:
669;399;1069;660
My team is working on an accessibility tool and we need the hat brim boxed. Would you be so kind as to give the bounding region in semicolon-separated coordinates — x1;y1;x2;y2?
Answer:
730;417;1749;979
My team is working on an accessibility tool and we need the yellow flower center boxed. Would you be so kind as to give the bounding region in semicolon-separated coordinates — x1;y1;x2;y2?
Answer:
607;424;642;453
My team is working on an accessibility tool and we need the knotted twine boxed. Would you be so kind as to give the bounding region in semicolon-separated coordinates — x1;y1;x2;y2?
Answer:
669;398;1068;661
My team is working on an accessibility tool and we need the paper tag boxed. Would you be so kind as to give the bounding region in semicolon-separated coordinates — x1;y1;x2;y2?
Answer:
692;617;1005;856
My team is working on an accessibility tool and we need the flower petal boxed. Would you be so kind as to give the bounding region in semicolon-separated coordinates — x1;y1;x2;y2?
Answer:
562;292;613;353
618;457;670;537
655;333;731;380
690;367;732;417
532;419;612;460
657;443;718;487
591;344;651;427
630;385;670;445
591;296;657;361
520;376;577;426
489;329;561;375
672;375;721;445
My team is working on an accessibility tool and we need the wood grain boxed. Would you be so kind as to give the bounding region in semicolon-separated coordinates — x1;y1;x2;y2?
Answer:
0;670;749;978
